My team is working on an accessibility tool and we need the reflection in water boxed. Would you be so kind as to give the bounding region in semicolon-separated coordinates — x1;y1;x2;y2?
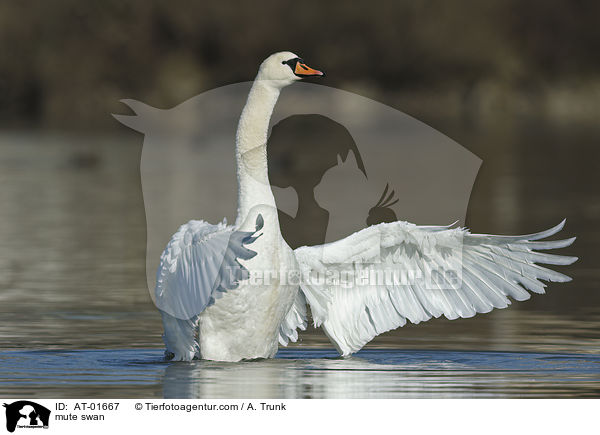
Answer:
0;349;598;399
162;349;600;399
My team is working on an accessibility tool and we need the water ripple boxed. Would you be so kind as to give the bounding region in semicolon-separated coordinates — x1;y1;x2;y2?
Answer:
0;348;598;398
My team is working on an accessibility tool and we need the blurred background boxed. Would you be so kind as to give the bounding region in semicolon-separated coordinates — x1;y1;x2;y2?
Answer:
2;0;600;129
0;0;598;356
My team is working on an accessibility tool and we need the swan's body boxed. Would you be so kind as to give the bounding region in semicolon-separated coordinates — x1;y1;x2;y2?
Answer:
154;52;577;361
156;52;317;361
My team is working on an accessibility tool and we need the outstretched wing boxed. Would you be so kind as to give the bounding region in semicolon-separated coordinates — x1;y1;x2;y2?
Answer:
294;219;577;356
156;215;263;360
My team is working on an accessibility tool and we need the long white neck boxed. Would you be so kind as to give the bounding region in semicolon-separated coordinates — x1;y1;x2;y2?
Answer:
235;80;281;229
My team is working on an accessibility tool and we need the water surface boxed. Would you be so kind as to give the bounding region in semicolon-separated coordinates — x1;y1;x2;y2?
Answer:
1;348;598;398
0;119;598;398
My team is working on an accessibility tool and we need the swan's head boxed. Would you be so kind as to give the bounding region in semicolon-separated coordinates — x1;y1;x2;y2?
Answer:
257;51;324;88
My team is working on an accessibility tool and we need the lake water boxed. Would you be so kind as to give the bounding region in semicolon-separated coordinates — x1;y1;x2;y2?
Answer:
1;348;599;398
0;116;598;398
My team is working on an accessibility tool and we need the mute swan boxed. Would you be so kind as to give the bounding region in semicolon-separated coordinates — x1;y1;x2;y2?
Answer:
155;51;577;361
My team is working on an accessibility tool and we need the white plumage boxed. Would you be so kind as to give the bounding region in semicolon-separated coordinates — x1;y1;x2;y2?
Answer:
153;51;577;361
294;219;576;356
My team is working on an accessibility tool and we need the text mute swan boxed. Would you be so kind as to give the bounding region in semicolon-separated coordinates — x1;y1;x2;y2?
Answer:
153;51;577;361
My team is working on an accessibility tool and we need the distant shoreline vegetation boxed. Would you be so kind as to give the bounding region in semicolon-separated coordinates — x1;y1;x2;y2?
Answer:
1;1;598;129
2;79;600;131
389;79;600;125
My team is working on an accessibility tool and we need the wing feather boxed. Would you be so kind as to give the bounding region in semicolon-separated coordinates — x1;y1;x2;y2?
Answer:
294;220;577;356
278;291;308;346
155;215;263;360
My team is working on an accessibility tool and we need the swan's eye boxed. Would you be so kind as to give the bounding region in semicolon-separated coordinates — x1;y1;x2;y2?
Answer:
282;58;298;72
282;58;300;67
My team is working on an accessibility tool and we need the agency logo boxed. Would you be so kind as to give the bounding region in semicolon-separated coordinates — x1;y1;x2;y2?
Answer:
113;81;481;320
3;401;50;433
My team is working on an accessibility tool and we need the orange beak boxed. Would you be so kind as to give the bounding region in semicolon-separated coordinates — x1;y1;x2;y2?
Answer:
294;62;324;77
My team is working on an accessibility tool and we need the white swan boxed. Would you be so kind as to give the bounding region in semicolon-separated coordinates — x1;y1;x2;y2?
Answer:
155;51;577;362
